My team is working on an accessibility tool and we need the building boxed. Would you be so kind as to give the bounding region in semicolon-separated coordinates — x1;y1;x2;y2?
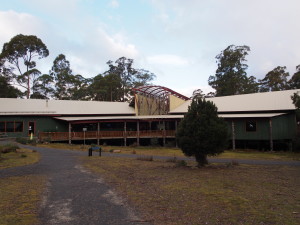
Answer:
0;86;299;150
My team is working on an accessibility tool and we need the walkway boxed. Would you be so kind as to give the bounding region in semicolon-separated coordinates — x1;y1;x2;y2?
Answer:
0;144;151;225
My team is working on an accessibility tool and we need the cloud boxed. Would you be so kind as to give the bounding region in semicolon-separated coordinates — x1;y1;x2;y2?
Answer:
108;0;119;8
147;54;189;66
0;9;139;77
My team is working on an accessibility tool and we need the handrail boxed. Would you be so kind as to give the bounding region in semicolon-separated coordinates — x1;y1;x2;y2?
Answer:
39;130;176;141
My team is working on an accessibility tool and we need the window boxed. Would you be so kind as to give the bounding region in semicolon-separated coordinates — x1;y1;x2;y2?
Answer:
0;121;24;132
246;121;256;132
15;122;23;132
6;122;14;132
0;122;5;132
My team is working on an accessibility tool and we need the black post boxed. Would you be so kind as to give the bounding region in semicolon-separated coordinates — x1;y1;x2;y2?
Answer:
99;147;102;157
88;147;92;156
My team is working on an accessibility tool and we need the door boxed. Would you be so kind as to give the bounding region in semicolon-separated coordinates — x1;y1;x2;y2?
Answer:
28;121;35;136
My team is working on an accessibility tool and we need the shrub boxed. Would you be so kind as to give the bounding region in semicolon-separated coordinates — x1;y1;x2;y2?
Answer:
21;154;27;158
16;137;28;145
0;144;19;154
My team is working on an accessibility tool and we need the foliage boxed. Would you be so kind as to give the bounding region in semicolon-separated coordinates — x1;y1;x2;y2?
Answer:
104;57;155;102
208;45;258;96
176;97;228;166
0;75;22;98
0;34;49;98
289;64;300;89
259;66;289;92
49;54;90;100
0;144;19;154
291;93;300;109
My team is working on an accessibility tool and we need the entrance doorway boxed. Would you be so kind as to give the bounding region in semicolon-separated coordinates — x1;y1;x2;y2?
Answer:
28;121;35;136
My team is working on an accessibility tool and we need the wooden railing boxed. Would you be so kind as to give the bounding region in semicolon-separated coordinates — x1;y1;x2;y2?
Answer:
39;130;176;141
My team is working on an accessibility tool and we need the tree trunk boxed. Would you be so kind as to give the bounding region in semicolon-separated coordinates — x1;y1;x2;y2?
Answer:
195;154;208;167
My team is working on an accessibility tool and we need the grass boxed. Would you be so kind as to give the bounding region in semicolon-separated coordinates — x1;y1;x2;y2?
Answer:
38;143;300;161
82;156;300;225
0;148;40;169
0;175;46;225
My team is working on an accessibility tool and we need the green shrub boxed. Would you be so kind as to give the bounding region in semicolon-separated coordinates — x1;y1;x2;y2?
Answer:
21;154;27;158
0;144;19;154
16;137;28;145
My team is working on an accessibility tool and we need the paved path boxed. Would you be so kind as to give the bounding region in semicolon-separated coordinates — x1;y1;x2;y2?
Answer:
0;144;151;225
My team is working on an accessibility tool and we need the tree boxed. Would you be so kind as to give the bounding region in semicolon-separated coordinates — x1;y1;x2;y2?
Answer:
105;57;155;101
31;74;55;99
0;34;49;98
208;45;258;96
50;54;89;100
0;76;22;98
291;93;300;109
176;96;228;166
259;66;289;92
289;65;300;89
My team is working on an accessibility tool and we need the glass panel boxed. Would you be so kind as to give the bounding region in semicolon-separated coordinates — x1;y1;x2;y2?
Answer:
15;122;23;132
0;122;5;132
246;121;256;132
6;122;14;132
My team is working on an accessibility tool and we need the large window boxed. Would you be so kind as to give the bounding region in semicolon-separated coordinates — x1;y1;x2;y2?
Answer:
246;121;257;132
0;121;23;132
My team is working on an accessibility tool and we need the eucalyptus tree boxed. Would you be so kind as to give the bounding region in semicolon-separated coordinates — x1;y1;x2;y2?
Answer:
0;34;49;98
208;45;258;96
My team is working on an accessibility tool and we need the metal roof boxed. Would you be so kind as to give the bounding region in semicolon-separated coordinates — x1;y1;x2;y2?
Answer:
54;115;184;121
0;98;135;115
132;85;190;100
170;89;300;113
54;113;284;122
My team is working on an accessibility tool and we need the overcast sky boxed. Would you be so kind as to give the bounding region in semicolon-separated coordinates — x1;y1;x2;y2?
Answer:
1;0;299;97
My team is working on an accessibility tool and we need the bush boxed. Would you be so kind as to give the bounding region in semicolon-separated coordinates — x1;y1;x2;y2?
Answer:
16;137;28;145
21;154;27;158
0;144;19;154
150;138;159;146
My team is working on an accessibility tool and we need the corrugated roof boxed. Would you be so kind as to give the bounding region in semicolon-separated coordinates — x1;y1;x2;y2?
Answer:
170;89;300;113
219;113;285;118
55;115;184;121
0;98;135;115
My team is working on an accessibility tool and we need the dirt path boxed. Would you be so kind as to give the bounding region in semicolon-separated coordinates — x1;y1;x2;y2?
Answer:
0;145;151;225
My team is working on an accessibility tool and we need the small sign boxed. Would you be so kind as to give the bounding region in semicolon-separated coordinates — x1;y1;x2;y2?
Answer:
83;128;87;132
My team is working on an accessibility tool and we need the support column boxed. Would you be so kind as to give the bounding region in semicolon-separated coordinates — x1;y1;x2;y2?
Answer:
68;123;72;144
97;122;100;145
124;121;127;146
163;120;166;147
232;121;235;150
175;120;178;148
269;118;273;151
137;121;140;146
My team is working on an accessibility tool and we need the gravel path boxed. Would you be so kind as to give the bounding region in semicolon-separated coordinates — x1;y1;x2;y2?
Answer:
0;144;151;225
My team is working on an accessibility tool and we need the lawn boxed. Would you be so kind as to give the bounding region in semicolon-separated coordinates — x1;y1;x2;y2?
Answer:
38;143;300;161
0;148;40;169
0;146;45;225
82;156;300;225
0;175;46;225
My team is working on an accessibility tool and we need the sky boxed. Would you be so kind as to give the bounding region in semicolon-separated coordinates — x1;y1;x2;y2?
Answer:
0;0;299;97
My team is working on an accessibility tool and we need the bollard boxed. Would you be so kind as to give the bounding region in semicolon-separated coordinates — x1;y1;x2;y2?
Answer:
99;147;102;157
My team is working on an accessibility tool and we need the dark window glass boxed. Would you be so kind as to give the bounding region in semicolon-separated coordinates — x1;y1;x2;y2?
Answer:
6;122;14;132
246;121;256;132
0;122;5;132
15;122;23;132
